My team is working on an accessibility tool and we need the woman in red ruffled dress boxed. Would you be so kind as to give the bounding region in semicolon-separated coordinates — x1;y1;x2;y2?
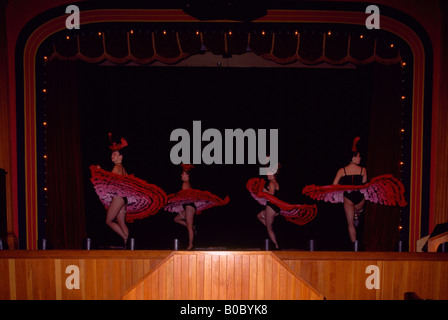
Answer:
165;164;229;250
332;145;368;243
256;171;281;250
90;133;167;248
247;163;318;250
302;137;407;246
173;165;197;250
104;135;130;247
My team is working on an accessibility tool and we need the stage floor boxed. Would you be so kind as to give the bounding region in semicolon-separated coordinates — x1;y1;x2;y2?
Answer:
1;250;447;300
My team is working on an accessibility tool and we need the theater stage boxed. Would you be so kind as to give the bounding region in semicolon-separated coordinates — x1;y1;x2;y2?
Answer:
1;250;447;300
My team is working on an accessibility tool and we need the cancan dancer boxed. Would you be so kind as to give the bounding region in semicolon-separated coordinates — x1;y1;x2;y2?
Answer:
165;164;229;250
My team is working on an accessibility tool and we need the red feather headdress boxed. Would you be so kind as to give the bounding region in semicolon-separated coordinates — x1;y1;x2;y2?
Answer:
181;164;195;173
108;133;128;151
352;136;360;152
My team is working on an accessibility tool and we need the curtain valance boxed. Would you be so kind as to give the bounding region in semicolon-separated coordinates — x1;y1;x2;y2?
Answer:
48;27;402;65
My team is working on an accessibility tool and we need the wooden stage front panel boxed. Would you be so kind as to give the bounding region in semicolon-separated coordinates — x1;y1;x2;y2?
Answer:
277;251;448;300
0;250;447;300
0;250;171;300
121;251;324;300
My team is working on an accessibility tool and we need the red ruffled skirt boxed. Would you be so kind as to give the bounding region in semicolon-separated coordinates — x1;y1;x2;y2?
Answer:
90;165;167;222
246;178;317;226
302;174;407;207
165;189;230;215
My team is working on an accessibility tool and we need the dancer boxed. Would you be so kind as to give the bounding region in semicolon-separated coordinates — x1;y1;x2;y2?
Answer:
90;133;167;248
257;169;281;249
332;137;367;243
303;137;407;245
247;164;318;250
173;164;196;250
105;134;129;246
165;164;229;250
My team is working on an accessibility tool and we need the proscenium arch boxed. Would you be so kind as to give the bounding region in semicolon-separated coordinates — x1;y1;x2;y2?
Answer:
14;3;431;250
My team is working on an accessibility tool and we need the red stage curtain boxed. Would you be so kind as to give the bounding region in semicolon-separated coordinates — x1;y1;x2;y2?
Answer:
0;0;13;248
362;63;403;251
46;60;86;249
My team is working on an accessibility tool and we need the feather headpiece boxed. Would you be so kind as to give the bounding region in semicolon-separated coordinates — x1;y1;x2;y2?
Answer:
352;136;361;152
108;133;128;151
181;164;195;173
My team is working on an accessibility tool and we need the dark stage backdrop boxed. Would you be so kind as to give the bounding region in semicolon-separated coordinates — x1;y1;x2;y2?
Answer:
45;60;402;250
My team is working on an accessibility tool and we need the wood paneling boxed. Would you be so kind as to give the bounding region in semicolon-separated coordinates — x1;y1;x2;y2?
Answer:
428;232;448;252
121;251;324;300
276;251;448;300
0;250;170;300
1;250;447;300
